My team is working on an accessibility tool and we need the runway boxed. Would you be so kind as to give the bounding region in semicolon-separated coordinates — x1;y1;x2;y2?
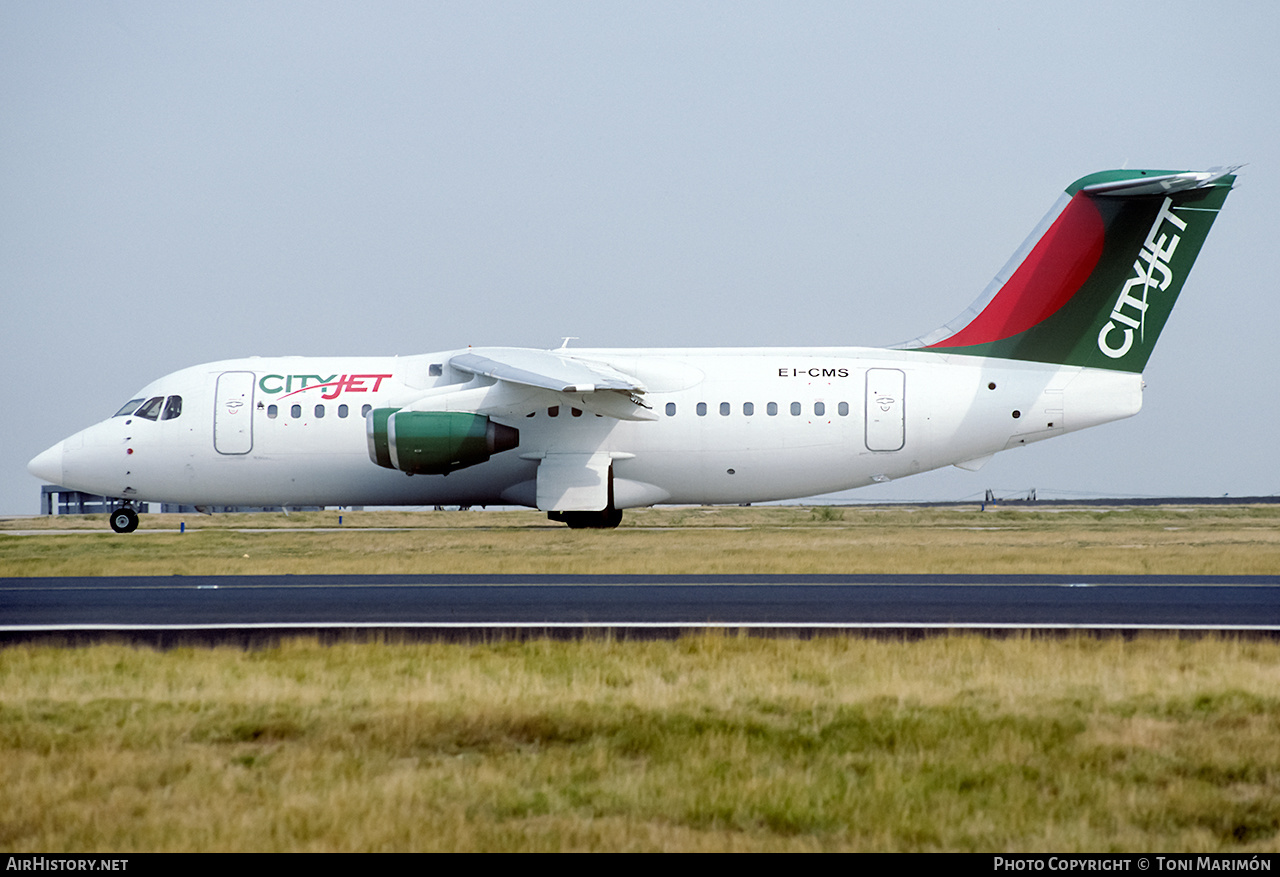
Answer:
4;575;1280;639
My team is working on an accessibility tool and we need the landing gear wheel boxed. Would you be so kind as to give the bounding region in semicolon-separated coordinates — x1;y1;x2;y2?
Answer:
549;508;623;530
109;507;139;534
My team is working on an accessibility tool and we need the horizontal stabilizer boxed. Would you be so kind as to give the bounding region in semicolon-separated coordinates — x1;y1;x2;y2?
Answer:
1078;167;1240;197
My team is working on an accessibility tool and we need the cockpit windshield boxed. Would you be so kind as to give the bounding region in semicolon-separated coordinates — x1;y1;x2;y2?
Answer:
133;397;165;420
116;395;183;421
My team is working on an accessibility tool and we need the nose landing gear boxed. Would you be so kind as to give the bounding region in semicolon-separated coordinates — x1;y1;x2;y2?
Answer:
109;506;140;533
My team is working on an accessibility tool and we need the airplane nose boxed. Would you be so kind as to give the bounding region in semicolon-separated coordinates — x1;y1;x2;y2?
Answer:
28;441;65;485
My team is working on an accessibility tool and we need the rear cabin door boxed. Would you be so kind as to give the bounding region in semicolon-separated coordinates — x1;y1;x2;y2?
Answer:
865;368;905;452
214;371;255;455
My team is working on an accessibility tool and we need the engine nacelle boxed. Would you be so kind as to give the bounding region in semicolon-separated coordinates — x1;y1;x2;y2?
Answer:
366;409;519;475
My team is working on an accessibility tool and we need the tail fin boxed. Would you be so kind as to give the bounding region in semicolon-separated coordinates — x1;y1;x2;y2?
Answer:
900;168;1237;372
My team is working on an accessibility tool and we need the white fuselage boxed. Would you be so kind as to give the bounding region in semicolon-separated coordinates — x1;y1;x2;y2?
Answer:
33;347;1143;510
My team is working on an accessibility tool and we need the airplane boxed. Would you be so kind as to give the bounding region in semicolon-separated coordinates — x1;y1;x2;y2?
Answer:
28;167;1237;532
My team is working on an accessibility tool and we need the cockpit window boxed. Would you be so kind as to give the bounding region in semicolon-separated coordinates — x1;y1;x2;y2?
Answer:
133;397;165;421
114;398;145;417
161;395;183;420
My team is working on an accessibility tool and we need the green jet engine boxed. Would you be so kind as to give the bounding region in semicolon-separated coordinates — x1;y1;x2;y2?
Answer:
366;409;519;475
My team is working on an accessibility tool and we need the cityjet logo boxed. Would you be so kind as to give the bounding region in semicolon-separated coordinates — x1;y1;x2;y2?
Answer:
258;373;392;400
1097;197;1187;359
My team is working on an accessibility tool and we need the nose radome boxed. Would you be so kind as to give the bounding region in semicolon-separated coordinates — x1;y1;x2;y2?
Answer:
27;441;65;485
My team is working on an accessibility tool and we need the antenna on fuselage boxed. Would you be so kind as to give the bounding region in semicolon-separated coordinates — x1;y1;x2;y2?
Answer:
558;337;578;349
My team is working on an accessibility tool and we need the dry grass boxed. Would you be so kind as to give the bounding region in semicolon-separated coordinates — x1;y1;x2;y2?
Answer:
2;635;1279;852
3;504;1279;575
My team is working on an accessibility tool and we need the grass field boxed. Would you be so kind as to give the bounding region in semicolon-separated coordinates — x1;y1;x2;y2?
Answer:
2;505;1278;851
3;504;1280;576
3;635;1279;852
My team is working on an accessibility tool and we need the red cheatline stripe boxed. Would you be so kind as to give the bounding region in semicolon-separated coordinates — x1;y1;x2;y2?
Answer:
277;381;343;400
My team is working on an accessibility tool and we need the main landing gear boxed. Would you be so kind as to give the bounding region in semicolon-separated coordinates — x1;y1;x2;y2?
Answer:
547;508;624;529
109;506;140;534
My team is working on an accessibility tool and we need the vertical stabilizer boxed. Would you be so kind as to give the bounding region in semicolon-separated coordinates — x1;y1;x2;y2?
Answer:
900;168;1236;372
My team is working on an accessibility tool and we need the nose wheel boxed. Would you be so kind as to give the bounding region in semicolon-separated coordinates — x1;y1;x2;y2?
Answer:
109;506;140;534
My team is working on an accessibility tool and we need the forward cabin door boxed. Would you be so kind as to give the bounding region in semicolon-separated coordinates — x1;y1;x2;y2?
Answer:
214;371;255;455
865;368;905;452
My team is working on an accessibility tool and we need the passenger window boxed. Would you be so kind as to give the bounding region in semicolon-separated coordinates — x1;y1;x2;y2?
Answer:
790;402;801;416
114;398;145;417
361;405;372;417
267;405;278;419
719;402;730;416
291;404;302;419
429;363;443;377
666;402;676;416
838;401;849;416
767;402;778;416
338;404;348;418
696;402;707;416
315;404;325;418
134;397;164;421
815;402;825;416
743;402;754;416
161;396;183;420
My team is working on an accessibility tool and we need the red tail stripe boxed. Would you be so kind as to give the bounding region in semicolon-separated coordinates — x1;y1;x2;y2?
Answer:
927;192;1106;349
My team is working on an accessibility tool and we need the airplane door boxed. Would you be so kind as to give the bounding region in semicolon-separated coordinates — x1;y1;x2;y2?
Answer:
865;368;905;452
214;371;255;455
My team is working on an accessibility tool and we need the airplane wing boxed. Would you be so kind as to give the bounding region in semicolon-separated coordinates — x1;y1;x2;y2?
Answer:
448;348;657;421
450;348;644;393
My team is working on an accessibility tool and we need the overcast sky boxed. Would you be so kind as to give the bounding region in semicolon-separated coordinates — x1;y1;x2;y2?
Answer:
3;1;1277;515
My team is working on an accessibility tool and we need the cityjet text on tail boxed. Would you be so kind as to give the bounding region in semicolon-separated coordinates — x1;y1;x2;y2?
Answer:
28;168;1237;530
